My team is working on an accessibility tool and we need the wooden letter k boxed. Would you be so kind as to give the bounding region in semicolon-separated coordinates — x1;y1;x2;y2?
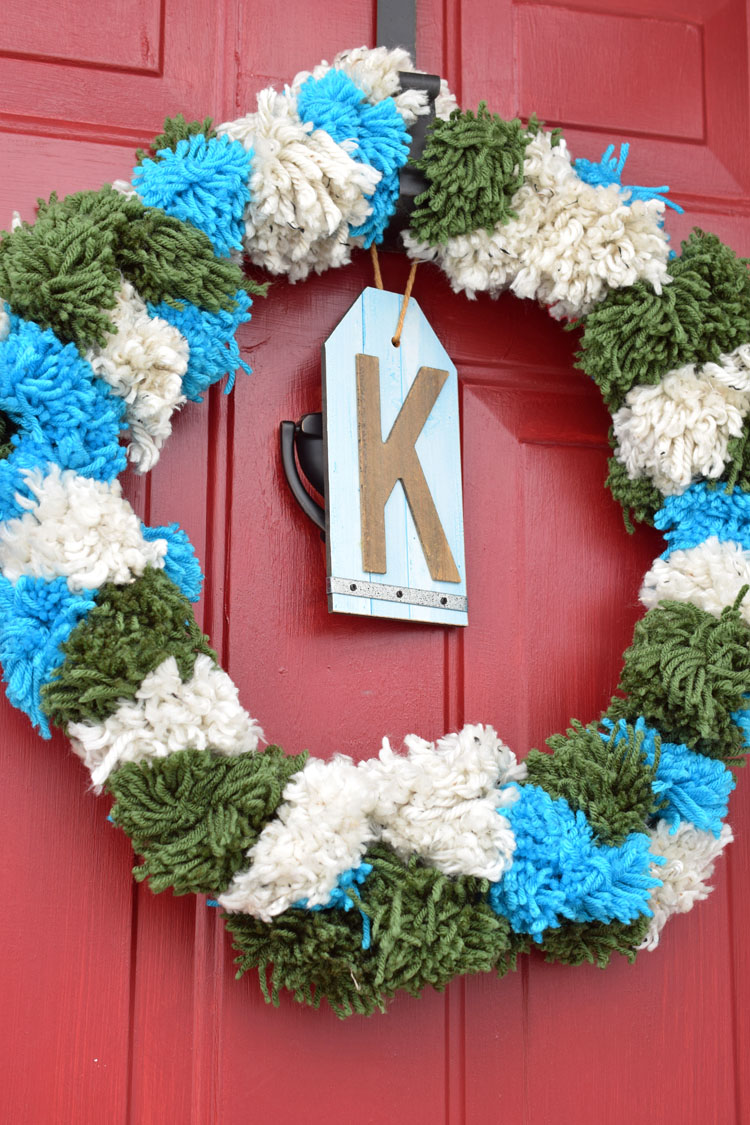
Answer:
356;353;460;583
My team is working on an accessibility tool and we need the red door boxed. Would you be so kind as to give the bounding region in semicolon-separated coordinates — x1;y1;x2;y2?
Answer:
2;2;749;1122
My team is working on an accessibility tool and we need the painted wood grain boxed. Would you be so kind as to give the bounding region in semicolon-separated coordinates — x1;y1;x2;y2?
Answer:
1;1;748;1122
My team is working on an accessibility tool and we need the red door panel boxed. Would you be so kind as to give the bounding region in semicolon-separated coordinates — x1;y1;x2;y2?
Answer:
1;2;748;1122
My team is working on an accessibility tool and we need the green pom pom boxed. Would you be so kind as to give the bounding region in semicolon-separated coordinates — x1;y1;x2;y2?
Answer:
0;186;246;349
42;567;215;728
605;454;662;532
108;747;307;895
226;844;514;1018
526;719;661;845
135;114;217;166
610;595;750;761
538;916;650;967
578;229;750;410
0;189;123;348
410;104;532;243
112;198;245;312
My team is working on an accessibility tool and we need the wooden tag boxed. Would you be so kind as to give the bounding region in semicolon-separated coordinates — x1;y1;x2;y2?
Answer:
322;287;468;625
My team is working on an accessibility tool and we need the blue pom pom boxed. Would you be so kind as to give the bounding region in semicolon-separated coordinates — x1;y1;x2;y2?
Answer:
148;289;252;402
133;134;251;258
601;717;735;838
574;143;683;213
349;170;401;249
655;483;750;557
0;316;126;520
488;784;658;940
141;522;204;603
297;69;411;248
0;575;96;736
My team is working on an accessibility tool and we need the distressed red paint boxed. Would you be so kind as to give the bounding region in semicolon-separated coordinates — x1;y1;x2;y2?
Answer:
1;1;749;1122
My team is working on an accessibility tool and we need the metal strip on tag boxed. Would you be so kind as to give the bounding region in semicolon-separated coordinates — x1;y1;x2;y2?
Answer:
327;577;467;612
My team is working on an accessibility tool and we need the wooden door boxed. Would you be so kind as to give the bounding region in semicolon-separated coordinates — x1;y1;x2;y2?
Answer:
1;2;749;1122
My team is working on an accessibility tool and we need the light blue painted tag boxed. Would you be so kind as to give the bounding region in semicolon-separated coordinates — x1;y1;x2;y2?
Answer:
322;287;468;625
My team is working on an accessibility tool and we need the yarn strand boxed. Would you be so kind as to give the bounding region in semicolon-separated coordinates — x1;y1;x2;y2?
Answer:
392;261;418;347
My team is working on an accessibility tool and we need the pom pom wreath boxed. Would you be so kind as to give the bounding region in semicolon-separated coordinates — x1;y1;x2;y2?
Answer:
0;48;741;1013
108;746;307;895
133;134;251;257
574;143;683;213
601;717;735;838
41;567;215;729
488;784;658;941
226;843;517;1018
297;68;410;247
524;719;661;844
142;522;204;602
410;104;531;243
656;482;750;555
148;289;252;401
68;653;264;788
0;315;126;521
135;114;217;165
0;574;96;735
610;596;750;761
577;230;750;409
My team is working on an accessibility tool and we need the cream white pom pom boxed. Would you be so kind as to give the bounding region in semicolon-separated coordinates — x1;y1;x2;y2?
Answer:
613;367;750;493
68;653;264;789
0;300;9;343
219;724;524;920
218;754;377;921
86;280;188;472
0;465;166;590
361;724;524;880
640;538;750;624
700;342;750;393
640;820;732;951
219;88;379;281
